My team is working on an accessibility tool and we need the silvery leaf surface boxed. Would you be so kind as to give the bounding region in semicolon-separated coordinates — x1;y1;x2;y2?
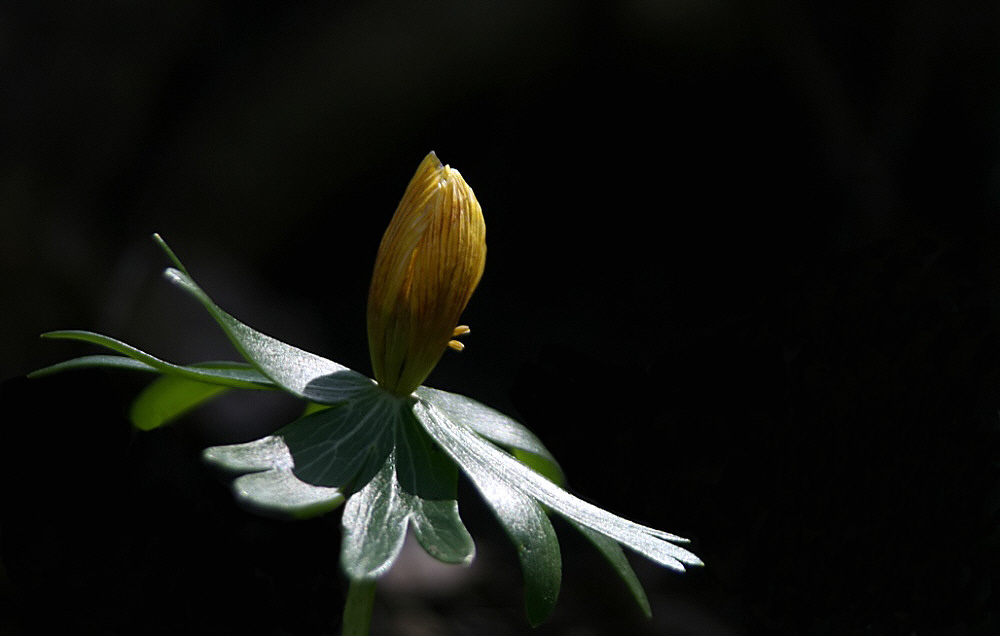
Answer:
154;234;371;405
413;399;702;572
203;436;344;519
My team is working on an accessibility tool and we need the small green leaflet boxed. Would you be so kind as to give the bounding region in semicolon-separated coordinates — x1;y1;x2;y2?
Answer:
340;405;475;579
203;435;344;519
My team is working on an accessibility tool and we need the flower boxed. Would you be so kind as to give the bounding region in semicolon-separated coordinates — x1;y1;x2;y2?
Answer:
32;154;701;629
367;152;487;396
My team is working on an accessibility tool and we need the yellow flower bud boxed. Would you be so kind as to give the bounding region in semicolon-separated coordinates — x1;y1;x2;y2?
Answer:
367;152;487;396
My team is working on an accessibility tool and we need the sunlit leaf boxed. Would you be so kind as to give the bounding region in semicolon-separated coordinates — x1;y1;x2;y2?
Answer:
232;469;344;520
153;234;371;405
466;465;561;625
203;436;344;519
32;332;274;389
32;233;701;626
338;395;474;579
340;451;474;579
340;455;410;579
414;400;702;572
417;387;651;617
204;388;474;576
416;386;564;484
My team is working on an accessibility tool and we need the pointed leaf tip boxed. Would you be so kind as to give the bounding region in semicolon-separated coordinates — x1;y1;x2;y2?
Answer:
413;400;702;572
157;262;370;403
151;233;191;276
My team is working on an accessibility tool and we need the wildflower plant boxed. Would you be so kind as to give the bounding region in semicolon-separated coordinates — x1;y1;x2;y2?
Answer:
31;152;702;633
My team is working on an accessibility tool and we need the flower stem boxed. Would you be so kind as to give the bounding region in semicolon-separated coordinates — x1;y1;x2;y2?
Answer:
342;578;377;636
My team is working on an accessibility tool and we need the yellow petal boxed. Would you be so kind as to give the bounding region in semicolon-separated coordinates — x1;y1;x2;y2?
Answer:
367;152;486;395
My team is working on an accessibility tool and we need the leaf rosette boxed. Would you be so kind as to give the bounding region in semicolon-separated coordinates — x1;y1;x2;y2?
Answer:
31;154;701;626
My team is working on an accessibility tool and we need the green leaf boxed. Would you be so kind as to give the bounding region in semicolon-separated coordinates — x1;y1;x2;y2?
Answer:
416;386;564;484
468;466;561;625
130;373;231;431
130;361;266;430
394;404;458;500
340;448;475;580
203;436;344;519
279;386;396;492
407;498;475;566
338;391;474;579
413;400;702;572
512;448;563;486
152;235;371;405
340;455;410;579
412;394;563;621
570;521;651;618
29;354;159;377
205;388;474;575
32;332;274;389
232;469;345;520
416;387;652;617
396;408;475;565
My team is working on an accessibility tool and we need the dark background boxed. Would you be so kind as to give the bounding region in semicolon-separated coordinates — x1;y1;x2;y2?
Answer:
3;2;1000;634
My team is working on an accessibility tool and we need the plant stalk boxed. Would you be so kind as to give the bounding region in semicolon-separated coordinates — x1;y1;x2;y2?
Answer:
342;578;377;636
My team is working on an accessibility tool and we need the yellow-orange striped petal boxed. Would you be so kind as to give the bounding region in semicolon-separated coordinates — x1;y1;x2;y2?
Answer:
367;152;486;396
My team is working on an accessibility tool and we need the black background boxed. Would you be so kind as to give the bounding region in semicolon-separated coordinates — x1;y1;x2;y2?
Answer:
3;2;1000;634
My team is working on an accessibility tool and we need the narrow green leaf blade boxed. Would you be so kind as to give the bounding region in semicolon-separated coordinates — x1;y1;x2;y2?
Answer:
414;393;561;622
340;454;409;580
418;388;655;616
470;467;561;625
416;386;564;484
36;331;275;389
160;264;370;404
414;400;702;572
570;521;652;618
28;354;158;377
